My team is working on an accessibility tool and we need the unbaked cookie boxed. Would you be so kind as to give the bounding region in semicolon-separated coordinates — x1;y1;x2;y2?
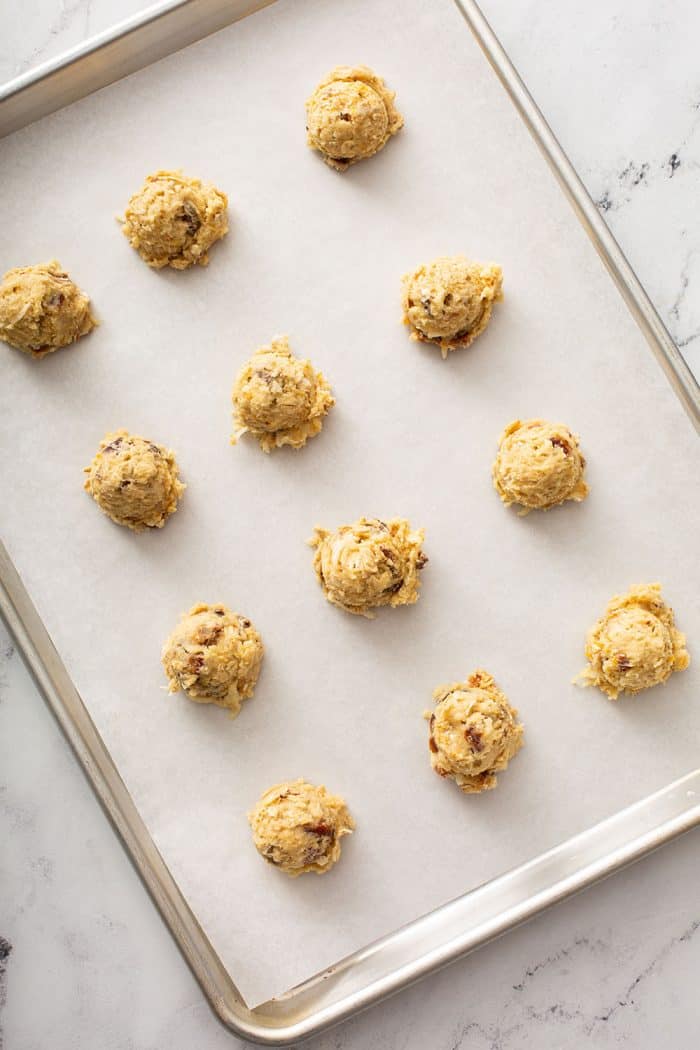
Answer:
310;517;427;617
84;430;184;531
306;65;403;171
492;418;588;513
232;336;334;452
121;170;228;270
161;602;263;716
248;779;354;877
0;261;96;357
577;583;689;700
401;255;503;357
425;670;524;794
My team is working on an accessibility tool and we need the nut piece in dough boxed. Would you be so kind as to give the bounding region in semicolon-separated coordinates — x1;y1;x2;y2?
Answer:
161;602;264;716
84;429;185;531
306;65;403;171
232;336;334;452
401;255;503;358
577;583;690;700
248;779;354;877
121;170;228;270
492;418;588;513
310;517;427;617
425;670;524;794
0;261;96;357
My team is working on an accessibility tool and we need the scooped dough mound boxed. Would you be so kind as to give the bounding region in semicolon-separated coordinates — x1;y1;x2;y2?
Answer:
578;583;690;700
248;779;354;877
492;418;588;512
161;602;263;715
121;170;228;270
310;517;427;617
306;65;403;171
84;429;185;531
401;256;503;357
425;670;524;794
231;336;334;452
0;261;96;357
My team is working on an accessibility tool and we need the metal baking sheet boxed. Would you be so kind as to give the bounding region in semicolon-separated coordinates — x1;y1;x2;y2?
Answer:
1;0;698;1037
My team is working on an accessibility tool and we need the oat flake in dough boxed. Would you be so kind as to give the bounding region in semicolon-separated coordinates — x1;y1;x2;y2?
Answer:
401;255;503;357
121;170;228;270
310;517;427;617
306;65;403;171
577;583;690;700
248;779;354;877
0;261;96;357
231;336;334;452
161;603;263;716
425;670;524;794
492;418;588;513
84;430;185;531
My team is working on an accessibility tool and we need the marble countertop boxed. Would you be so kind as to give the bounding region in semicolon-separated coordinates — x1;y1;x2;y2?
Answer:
1;2;698;1047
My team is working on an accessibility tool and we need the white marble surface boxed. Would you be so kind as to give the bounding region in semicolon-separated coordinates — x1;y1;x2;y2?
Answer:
1;1;698;1047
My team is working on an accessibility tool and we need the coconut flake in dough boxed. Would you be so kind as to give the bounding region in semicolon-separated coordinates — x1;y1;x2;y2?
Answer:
401;255;503;357
306;65;403;171
0;261;96;357
232;336;334;452
84;430;184;531
310;517;427;617
425;670;524;794
492;418;588;512
121;170;228;270
577;583;690;700
161;602;263;716
248;779;354;877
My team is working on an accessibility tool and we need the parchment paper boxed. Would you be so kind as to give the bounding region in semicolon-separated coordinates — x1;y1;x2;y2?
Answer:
1;0;698;1006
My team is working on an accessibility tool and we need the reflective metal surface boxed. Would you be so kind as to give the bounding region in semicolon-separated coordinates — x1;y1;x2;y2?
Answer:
0;0;275;138
1;0;698;1043
452;0;700;433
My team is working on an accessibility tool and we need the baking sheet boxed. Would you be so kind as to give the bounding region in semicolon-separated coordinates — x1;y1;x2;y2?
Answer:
1;0;698;1006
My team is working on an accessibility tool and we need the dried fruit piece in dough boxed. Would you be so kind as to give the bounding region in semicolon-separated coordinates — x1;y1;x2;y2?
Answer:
248;779;354;877
232;336;334;452
306;65;403;171
577;583;690;700
84;429;185;531
492;418;588;512
309;516;427;617
425;670;524;794
121;170;228;270
401;255;503;357
0;261;96;357
161;602;263;716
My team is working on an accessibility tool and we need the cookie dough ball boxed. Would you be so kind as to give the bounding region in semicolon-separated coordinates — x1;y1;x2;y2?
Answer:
492;418;588;512
425;670;524;794
161;602;263;715
306;65;403;171
84;430;185;531
248;779;354;877
232;336;334;452
578;584;690;700
0;261;96;357
310;517;427;617
121;170;228;270
401;256;503;357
